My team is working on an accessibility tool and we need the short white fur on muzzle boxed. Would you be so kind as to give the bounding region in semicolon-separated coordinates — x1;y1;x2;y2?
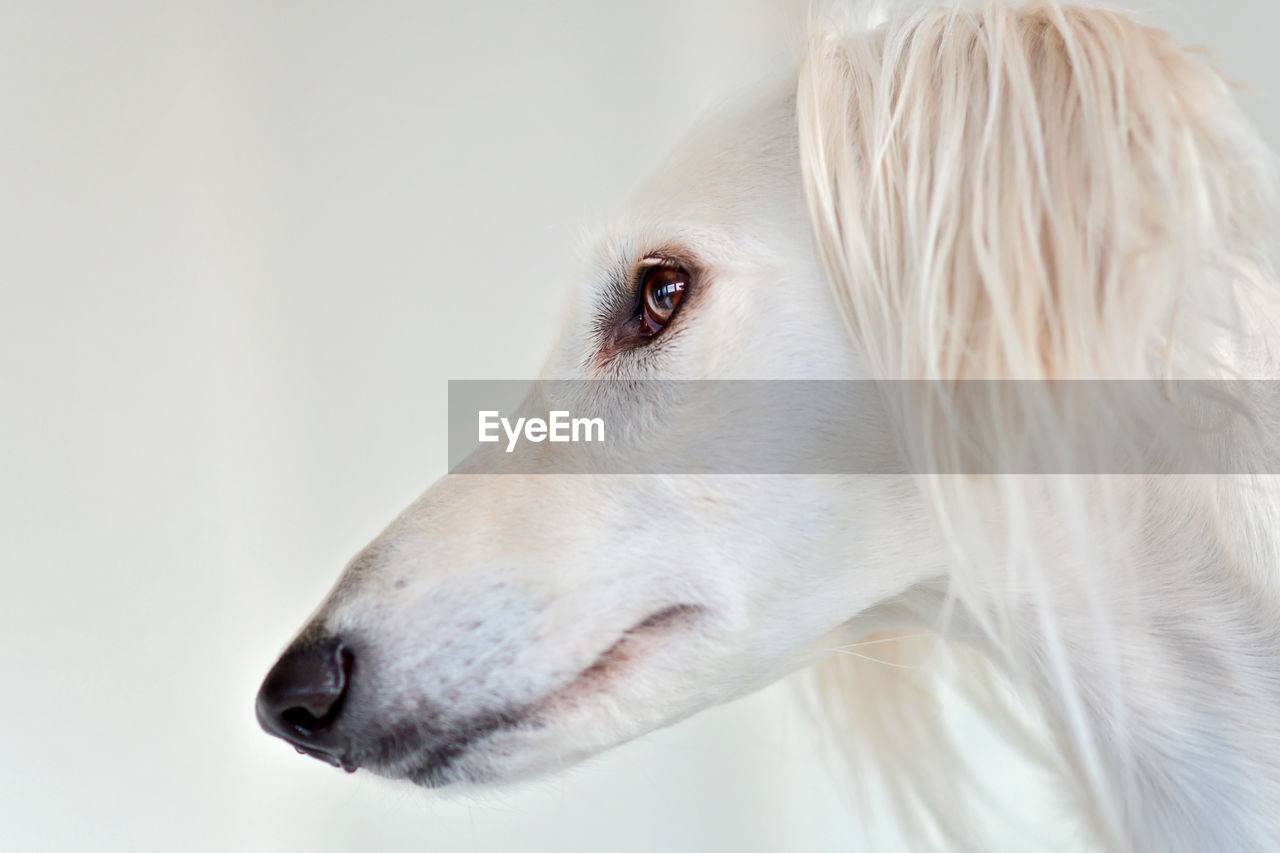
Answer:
257;4;1280;851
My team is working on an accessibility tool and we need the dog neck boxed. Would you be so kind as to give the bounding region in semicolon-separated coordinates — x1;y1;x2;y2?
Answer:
951;502;1280;852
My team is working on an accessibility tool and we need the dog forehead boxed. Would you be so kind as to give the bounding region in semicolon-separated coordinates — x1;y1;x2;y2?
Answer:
626;80;802;232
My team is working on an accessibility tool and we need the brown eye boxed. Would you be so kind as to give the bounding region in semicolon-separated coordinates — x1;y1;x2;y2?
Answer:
639;264;688;334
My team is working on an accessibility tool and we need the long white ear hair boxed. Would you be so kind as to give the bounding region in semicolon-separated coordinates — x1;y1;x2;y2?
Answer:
797;2;1278;849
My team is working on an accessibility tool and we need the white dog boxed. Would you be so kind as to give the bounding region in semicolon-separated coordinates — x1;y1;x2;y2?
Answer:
257;3;1280;850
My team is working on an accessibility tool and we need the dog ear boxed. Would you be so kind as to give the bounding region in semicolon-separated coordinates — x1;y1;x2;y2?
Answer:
795;9;1280;848
794;0;1279;547
796;4;1275;383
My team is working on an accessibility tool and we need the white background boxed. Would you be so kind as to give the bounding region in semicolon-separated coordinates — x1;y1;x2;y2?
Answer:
1;2;1276;851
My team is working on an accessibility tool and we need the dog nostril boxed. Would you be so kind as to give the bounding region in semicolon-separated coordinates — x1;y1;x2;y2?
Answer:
256;639;355;765
280;703;336;735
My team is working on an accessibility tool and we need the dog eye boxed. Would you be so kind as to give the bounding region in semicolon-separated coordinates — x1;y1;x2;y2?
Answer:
639;264;688;335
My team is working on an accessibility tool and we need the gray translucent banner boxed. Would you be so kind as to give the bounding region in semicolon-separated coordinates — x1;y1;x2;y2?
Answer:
447;380;1280;474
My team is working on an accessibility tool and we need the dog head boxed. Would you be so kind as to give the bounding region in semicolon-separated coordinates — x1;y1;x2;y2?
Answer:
255;77;943;785
256;5;1275;802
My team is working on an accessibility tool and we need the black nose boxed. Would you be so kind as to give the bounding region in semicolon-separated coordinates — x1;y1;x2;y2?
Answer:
256;638;357;771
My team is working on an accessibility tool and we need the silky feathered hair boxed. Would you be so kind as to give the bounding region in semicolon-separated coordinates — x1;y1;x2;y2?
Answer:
797;3;1280;850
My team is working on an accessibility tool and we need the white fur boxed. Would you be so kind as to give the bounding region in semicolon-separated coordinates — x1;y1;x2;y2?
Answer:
283;3;1280;850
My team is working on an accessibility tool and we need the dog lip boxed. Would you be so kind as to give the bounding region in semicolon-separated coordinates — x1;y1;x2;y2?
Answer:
628;603;703;633
389;708;527;787
561;603;707;691
619;601;701;635
356;606;707;786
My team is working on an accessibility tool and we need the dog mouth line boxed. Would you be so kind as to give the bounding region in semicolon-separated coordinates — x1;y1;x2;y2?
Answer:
372;604;708;785
545;603;707;703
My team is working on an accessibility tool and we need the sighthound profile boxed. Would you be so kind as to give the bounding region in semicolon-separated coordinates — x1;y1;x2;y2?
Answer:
257;4;1280;850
